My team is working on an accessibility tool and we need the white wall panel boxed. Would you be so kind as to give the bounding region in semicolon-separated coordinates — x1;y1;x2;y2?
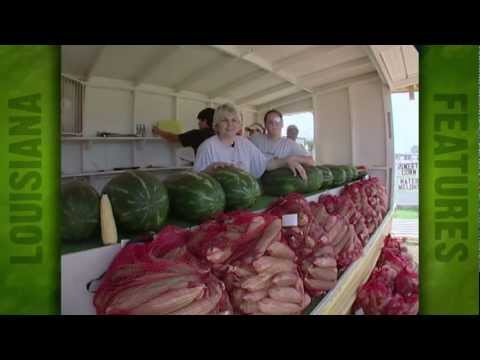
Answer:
135;92;175;132
83;143;133;171
277;98;313;115
314;88;352;164
349;79;386;167
84;87;133;136
179;98;210;131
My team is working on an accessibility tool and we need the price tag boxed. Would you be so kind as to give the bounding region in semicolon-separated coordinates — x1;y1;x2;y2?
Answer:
282;214;298;227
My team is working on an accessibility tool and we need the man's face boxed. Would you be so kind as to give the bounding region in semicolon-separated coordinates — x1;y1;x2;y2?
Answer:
287;127;298;140
198;119;209;129
265;113;283;137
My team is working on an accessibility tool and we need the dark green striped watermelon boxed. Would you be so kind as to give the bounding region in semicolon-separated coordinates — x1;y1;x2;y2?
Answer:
210;167;261;210
339;165;354;182
299;166;324;193
164;171;226;222
350;166;359;180
102;171;169;234
324;165;347;187
261;166;323;196
317;166;334;189
61;180;100;243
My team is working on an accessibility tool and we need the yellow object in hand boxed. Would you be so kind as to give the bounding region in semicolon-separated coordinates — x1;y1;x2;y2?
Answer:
157;120;184;135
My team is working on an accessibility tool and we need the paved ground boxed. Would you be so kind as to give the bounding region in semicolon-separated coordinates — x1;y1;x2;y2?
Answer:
392;219;418;238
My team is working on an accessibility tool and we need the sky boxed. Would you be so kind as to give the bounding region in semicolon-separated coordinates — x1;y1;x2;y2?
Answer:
280;92;419;154
282;112;314;140
391;92;419;154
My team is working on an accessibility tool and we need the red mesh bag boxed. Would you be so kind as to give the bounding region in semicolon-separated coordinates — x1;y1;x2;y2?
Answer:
394;268;419;297
187;211;279;270
93;225;233;315
317;195;338;215
265;193;313;251
383;293;419;315
336;230;363;273
352;276;392;314
352;234;418;315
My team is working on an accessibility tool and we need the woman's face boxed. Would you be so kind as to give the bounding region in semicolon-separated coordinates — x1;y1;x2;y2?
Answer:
265;112;283;137
216;113;240;139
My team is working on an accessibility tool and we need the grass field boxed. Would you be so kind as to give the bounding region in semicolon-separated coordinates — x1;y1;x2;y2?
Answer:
394;207;419;219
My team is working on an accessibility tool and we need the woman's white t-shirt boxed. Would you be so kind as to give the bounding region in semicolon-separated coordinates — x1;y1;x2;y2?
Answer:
193;135;267;178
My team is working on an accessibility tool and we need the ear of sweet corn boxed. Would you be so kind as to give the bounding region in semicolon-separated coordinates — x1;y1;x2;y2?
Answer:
101;194;118;245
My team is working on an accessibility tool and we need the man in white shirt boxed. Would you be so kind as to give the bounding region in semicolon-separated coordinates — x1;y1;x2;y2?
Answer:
250;110;315;173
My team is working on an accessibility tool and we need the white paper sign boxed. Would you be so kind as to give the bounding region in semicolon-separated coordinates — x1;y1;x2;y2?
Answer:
282;214;298;227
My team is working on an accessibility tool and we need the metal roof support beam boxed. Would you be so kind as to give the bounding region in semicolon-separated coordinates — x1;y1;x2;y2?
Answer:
85;46;107;82
299;56;372;86
210;45;312;94
133;45;183;86
272;45;344;71
208;69;269;99
235;83;295;106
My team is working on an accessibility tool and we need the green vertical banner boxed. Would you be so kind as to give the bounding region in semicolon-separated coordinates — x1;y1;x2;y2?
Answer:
0;46;60;314
420;45;479;314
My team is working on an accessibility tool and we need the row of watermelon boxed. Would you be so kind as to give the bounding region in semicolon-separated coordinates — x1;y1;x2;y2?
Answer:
62;165;365;244
261;165;363;196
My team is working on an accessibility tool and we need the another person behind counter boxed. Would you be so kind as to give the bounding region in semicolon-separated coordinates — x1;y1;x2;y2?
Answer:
249;109;315;174
286;124;299;142
152;108;215;154
194;103;309;180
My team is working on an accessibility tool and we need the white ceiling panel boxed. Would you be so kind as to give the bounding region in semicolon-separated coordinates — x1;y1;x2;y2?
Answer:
144;46;224;88
237;45;314;63
61;45;418;111
89;45;169;81
228;75;285;100
286;45;367;77
186;60;258;94
62;45;104;77
301;61;375;88
249;87;305;106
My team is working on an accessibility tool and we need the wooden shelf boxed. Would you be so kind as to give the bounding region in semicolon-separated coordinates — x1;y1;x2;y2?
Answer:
308;208;394;315
62;136;166;141
62;167;193;178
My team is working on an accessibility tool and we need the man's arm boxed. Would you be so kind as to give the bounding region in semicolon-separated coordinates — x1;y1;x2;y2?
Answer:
152;126;179;143
266;156;308;181
296;155;315;167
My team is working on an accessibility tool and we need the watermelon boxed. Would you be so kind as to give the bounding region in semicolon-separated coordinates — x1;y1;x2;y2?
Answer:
350;166;359;180
317;166;334;189
61;180;100;243
299;166;324;193
164;171;226;222
102;171;169;234
339;165;354;182
261;166;323;196
210;166;261;210
324;165;347;187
